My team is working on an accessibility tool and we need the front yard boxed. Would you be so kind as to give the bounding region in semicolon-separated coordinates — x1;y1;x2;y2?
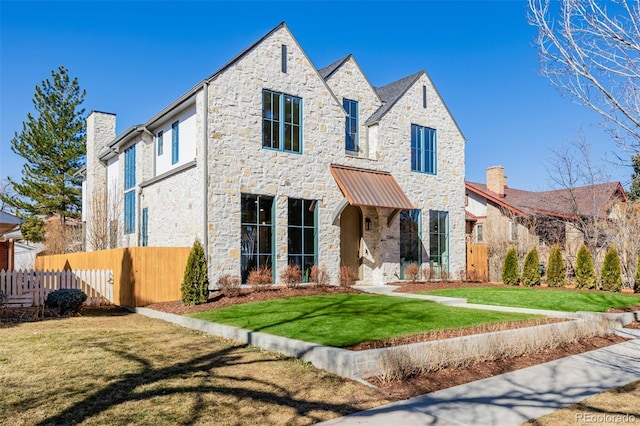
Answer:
419;286;640;312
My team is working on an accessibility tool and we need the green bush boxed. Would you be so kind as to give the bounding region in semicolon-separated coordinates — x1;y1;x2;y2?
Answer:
601;245;622;292
635;252;640;293
501;247;520;286
521;247;541;287
575;244;597;289
181;239;210;306
45;288;87;315
546;245;566;288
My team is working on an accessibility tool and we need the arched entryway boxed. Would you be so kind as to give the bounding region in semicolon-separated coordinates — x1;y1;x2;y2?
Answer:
340;205;362;279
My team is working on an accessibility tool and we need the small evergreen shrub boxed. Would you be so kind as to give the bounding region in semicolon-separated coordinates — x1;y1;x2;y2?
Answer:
635;252;640;293
339;266;358;287
546;245;566;288
45;288;87;315
180;239;210;306
309;265;330;287
575;244;597;289
247;265;273;291
501;247;520;286
601;245;622;292
404;263;420;283
521;247;541;287
281;264;302;288
217;274;241;297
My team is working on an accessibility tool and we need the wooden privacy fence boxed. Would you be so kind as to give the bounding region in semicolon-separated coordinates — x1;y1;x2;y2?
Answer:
35;247;191;307
0;269;113;307
466;244;489;282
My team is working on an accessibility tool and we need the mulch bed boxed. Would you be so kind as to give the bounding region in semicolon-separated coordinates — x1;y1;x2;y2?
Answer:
391;281;500;293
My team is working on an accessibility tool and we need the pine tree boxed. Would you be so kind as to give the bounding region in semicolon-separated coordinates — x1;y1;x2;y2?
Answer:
601;246;622;292
546;245;566;288
521;247;541;287
575;244;597;289
0;67;86;241
629;154;640;201
181;239;210;305
502;247;520;286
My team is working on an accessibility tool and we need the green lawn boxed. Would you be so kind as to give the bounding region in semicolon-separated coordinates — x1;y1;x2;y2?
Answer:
187;293;539;347
421;287;640;312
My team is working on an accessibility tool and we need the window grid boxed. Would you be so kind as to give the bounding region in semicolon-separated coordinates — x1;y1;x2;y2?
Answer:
287;198;317;282
157;131;163;156
124;191;135;235
344;99;359;152
411;124;437;174
476;223;484;243
124;144;136;235
241;194;275;283
171;121;179;165
262;89;302;154
400;209;422;279
429;210;449;278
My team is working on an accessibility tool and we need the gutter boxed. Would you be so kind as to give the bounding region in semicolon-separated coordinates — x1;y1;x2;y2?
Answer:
202;82;209;260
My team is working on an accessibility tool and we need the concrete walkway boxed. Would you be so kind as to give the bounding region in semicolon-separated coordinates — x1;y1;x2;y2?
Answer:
320;328;640;426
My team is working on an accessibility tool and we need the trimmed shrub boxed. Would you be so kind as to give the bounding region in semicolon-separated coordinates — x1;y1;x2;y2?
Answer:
247;265;273;291
601;245;622;292
339;265;358;287
45;288;87;315
575;244;597;289
501;247;519;286
635;252;640;292
404;263;420;283
309;265;330;287
546;245;566;288
280;264;302;288
217;274;241;297
521;247;541;287
181;239;210;306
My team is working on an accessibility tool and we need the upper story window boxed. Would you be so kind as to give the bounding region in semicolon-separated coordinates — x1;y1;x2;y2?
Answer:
262;89;302;154
124;144;136;234
157;131;163;156
124;144;136;190
344;99;359;152
411;124;436;175
171;121;179;164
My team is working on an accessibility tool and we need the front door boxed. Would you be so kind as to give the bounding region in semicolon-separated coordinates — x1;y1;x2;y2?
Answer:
340;205;362;279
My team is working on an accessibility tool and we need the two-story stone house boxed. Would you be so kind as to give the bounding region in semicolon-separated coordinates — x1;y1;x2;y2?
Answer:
83;23;466;285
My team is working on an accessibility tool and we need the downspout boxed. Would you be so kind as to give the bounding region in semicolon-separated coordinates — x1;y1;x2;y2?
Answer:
202;82;209;260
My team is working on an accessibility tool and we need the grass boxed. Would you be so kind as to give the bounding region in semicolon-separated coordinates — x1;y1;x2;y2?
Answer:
421;286;640;312
524;380;640;425
187;293;540;347
0;307;391;425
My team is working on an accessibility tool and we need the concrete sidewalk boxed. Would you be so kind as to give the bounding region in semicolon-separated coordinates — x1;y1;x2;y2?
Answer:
320;328;640;426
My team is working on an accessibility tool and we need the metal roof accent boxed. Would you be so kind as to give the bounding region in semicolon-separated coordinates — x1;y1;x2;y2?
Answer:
330;164;414;210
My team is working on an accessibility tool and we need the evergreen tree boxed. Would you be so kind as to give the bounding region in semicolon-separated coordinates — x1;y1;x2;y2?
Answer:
546;245;566;288
575;244;597;289
601;246;622;292
521;247;541;287
502;247;520;286
181;239;210;305
0;67;86;241
629;154;640;201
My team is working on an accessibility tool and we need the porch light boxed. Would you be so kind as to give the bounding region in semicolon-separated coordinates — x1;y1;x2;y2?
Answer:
365;217;372;231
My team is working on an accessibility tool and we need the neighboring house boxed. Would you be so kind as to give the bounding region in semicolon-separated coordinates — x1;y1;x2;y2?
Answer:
83;22;467;285
466;166;627;280
0;211;38;271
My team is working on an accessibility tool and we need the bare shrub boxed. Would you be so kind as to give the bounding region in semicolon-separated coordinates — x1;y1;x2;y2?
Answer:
310;265;330;287
247;265;273;291
281;264;302;288
217;274;241;297
422;267;435;282
404;263;420;283
339;266;358;287
455;269;466;282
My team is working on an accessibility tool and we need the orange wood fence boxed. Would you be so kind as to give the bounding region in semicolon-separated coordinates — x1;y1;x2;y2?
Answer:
35;247;191;307
466;244;489;282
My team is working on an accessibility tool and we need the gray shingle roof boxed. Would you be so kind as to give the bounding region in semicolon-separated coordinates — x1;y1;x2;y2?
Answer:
366;71;424;125
318;55;352;79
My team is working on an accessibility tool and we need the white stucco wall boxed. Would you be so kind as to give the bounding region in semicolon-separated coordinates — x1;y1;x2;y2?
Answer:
467;191;487;217
154;108;197;176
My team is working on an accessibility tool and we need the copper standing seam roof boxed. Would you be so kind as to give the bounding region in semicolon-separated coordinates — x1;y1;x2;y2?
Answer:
330;164;414;210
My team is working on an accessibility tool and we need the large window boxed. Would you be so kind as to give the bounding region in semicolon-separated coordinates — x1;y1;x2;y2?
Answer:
288;198;317;281
429;210;449;278
400;209;421;279
171;121;179;164
411;124;436;174
262;90;302;153
124;144;136;234
241;194;274;283
344;99;359;152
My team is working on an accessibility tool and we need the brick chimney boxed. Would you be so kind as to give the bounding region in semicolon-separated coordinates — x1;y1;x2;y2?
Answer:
487;166;507;198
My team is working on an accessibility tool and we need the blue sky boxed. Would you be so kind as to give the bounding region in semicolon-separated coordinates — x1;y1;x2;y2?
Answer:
0;0;633;191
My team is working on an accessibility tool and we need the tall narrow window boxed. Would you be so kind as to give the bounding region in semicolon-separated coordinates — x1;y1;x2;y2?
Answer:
288;198;317;281
510;221;518;241
124;144;136;234
411;124;436;174
262;89;302;154
343;99;359;152
476;223;484;243
171;121;179;165
141;208;148;246
429;210;449;278
422;85;427;108
400;209;421;279
281;44;287;73
157;131;163;156
241;194;274;283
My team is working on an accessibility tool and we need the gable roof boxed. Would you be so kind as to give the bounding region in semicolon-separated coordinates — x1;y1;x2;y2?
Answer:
366;71;423;125
318;55;351;79
466;181;627;219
